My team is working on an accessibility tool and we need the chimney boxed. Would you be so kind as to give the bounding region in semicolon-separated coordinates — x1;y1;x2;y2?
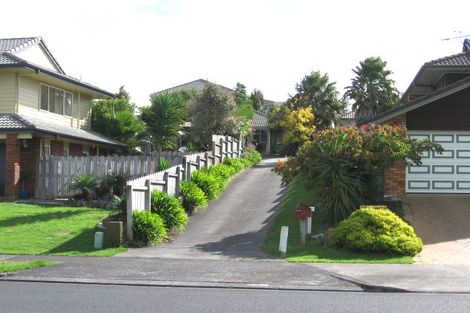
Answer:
463;38;470;53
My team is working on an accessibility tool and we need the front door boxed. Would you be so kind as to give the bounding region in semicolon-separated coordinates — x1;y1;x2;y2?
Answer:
0;144;5;196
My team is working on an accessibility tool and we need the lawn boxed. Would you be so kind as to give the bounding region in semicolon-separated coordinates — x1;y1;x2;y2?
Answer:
0;260;60;273
262;175;413;264
0;203;127;256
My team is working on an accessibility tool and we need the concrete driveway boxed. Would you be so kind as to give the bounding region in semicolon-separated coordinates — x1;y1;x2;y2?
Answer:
405;195;470;264
119;158;285;259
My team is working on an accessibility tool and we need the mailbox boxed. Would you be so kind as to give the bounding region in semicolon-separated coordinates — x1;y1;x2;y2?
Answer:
293;202;312;219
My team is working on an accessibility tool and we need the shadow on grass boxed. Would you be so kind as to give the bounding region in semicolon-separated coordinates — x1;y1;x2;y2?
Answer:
45;226;102;255
2;210;84;228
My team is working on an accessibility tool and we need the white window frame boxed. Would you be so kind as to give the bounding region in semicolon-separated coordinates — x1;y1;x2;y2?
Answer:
63;142;69;157
39;83;73;117
41;139;51;157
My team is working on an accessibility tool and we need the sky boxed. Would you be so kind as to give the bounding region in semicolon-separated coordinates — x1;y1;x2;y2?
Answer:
1;0;469;107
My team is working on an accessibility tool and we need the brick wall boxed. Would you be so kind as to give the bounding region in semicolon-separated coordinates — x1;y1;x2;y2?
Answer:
20;137;40;197
382;114;407;197
5;133;20;199
51;140;64;156
69;143;83;156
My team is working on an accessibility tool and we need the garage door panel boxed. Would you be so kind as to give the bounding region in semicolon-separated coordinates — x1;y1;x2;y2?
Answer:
407;131;470;194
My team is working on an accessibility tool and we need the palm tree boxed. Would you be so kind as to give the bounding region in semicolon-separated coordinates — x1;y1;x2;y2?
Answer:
344;57;399;121
141;92;186;155
289;71;345;129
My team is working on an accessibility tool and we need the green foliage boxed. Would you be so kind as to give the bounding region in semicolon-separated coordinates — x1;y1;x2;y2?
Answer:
142;92;187;152
180;181;208;211
191;170;221;200
344;56;399;120
287;70;345;129
272;157;300;186
206;164;236;181
188;84;237;149
157;158;171;171
223;157;245;172
332;207;423;256
249;89;265;111
91;98;146;154
242;149;262;165
277;125;442;225
68;175;98;200
96;173;127;197
150;191;188;231
132;210;167;244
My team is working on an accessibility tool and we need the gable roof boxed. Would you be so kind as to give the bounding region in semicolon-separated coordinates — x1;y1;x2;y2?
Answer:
425;52;470;67
0;113;124;147
251;111;270;128
153;79;234;96
358;75;470;125
0;37;113;98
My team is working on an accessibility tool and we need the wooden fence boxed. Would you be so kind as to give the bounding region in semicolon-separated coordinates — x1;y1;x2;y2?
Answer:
36;151;191;199
125;135;243;241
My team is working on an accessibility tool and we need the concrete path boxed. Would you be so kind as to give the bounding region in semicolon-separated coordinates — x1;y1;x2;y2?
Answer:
405;195;470;264
119;158;286;259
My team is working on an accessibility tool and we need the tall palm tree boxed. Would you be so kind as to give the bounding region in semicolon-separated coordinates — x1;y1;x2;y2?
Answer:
141;92;186;155
344;57;399;121
289;71;345;129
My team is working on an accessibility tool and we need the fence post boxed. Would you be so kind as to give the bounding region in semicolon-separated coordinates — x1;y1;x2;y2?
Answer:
126;185;134;242
187;162;192;181
182;157;187;180
204;152;209;168
175;166;181;196
196;156;201;170
220;138;225;163
163;172;169;193
145;179;151;211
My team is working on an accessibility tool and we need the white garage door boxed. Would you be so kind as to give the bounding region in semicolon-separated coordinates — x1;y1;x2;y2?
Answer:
407;131;470;193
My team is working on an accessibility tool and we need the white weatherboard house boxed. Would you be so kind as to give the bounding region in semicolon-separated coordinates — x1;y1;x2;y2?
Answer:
0;37;123;199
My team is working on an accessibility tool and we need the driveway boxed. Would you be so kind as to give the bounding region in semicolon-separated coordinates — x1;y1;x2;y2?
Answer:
119;157;285;259
405;195;470;264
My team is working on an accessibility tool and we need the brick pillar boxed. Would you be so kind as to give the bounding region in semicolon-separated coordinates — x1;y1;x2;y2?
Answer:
20;137;40;197
5;133;20;199
382;113;407;197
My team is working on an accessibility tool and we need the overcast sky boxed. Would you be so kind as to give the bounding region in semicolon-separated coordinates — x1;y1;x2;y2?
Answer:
1;0;469;106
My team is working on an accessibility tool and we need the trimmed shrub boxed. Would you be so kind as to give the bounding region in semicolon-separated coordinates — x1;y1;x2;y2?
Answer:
239;157;254;168
242;149;262;165
206;164;236;181
132;210;167;244
151;191;188;231
191;171;221;200
223;157;245;172
180;181;208;212
331;207;423;256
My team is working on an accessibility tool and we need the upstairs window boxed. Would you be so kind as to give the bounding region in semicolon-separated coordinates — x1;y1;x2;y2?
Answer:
40;84;73;117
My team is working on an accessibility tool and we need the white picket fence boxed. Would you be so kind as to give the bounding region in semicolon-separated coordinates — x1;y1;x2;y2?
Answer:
125;135;243;241
36;151;192;199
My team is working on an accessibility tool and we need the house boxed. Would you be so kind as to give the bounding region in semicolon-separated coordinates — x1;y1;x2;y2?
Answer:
359;40;470;196
0;37;124;199
152;79;280;154
338;110;356;126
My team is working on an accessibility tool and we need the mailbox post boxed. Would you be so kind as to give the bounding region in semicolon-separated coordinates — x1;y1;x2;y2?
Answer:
293;202;312;245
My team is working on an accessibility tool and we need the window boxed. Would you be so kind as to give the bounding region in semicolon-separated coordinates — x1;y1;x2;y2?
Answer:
63;142;69;157
41;140;51;157
40;84;73;116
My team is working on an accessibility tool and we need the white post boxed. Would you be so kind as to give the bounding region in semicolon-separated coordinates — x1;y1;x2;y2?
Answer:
299;219;307;245
279;226;289;254
126;185;134;242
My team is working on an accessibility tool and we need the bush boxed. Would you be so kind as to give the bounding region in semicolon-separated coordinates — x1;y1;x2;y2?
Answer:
242;149;262;165
151;191;188;231
191;171;221;200
132;210;167;244
180;181;208;212
206;164;236;181
238;157;254;168
68;175;98;200
223;157;245;172
96;173;127;197
157;158;171;171
331;207;423;256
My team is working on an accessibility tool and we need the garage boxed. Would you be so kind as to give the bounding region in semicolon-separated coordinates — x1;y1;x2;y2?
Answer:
407;131;470;193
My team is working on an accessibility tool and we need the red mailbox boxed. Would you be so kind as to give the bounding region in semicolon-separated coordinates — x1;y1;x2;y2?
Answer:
293;202;312;219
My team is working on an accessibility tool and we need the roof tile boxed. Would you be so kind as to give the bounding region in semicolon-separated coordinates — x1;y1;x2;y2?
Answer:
426;52;470;66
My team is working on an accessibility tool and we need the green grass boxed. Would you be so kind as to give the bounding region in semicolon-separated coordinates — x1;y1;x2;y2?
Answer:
261;175;413;264
0;203;127;256
0;260;60;273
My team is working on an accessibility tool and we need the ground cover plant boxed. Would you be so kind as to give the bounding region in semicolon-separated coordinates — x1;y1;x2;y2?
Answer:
132;210;167;244
0;203;126;256
180;181;208;213
150;190;188;231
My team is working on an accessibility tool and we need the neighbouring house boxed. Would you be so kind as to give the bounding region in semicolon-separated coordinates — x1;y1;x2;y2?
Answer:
359;39;470;196
152;79;281;154
338;110;356;126
0;37;124;199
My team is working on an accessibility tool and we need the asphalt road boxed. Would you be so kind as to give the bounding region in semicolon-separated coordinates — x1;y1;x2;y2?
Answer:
120;157;286;259
1;282;469;313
